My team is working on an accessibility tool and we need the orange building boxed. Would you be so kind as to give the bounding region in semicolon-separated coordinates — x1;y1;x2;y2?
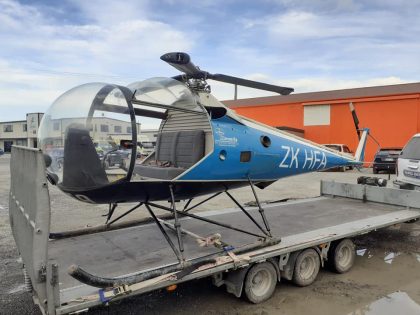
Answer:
224;83;420;164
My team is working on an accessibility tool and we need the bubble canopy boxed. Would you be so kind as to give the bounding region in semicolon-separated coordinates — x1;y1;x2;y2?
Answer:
38;77;200;192
128;77;202;113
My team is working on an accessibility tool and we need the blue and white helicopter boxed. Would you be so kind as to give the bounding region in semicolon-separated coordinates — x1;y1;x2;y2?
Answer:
39;52;368;269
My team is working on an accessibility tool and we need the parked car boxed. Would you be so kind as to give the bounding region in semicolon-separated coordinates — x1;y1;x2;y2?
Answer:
138;141;156;156
323;144;352;154
102;147;131;169
322;144;353;171
394;134;420;190
0;148;4;156
94;141;129;169
372;147;402;174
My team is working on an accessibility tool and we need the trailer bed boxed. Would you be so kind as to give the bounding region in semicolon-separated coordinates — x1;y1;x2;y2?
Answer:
8;147;420;315
49;194;420;305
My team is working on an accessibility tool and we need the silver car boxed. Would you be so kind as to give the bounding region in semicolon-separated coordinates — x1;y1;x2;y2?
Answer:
394;134;420;190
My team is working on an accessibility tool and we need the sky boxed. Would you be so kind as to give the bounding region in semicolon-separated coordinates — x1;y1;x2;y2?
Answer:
1;0;420;122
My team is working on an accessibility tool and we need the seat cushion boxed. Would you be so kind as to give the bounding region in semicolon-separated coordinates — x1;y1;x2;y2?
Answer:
62;124;109;189
134;130;205;180
155;132;178;164
174;130;205;168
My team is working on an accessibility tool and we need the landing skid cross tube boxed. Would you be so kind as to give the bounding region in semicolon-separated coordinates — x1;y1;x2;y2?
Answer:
248;177;272;237
106;202;143;226
146;201;267;239
225;191;270;237
169;184;185;261
100;183;277;267
145;203;183;263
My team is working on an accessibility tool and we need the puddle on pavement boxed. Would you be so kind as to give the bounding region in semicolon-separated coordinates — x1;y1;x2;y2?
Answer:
347;291;420;315
356;247;420;265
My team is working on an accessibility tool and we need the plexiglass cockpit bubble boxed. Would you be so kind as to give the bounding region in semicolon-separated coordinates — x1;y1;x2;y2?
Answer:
38;83;136;191
128;77;203;112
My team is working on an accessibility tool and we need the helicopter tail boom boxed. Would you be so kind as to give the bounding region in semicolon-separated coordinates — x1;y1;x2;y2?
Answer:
354;128;369;162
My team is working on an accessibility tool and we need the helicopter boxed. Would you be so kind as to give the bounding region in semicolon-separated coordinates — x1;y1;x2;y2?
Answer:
38;52;369;269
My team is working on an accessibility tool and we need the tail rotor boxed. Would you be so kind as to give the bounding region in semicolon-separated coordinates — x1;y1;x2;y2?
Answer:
349;102;361;140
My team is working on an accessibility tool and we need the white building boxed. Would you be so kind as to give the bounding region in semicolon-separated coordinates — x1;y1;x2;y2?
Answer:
1;112;158;152
0;113;43;152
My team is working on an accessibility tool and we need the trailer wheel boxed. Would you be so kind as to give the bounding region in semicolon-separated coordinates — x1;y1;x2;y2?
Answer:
328;239;355;273
244;262;277;304
292;248;320;287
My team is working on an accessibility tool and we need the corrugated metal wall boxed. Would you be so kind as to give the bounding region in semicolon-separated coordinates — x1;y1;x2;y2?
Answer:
159;109;214;154
159;110;212;133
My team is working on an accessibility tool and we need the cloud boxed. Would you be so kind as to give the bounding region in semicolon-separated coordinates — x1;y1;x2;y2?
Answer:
0;0;194;121
0;0;194;71
1;0;420;123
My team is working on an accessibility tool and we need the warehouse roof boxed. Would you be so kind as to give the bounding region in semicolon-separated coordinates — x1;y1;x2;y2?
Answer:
223;82;420;108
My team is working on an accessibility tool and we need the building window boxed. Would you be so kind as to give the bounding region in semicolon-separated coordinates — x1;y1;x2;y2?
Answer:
23;124;27;132
3;124;13;132
53;122;60;131
16;139;27;146
100;124;109;132
127;126;132;133
114;126;122;133
303;105;330;126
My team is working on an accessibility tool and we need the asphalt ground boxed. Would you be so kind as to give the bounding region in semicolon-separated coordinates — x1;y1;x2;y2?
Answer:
0;153;419;315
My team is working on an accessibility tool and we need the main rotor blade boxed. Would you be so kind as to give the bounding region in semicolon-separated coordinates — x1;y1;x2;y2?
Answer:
208;73;294;95
160;52;205;77
161;52;294;95
349;102;361;140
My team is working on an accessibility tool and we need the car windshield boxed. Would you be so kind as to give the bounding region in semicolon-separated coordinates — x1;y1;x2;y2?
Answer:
401;137;420;159
377;149;401;155
96;141;117;153
325;145;341;151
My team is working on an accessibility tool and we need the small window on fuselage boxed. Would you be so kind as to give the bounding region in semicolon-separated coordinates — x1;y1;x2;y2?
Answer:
240;151;251;162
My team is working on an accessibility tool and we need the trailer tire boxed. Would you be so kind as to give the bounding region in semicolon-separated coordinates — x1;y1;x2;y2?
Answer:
244;262;277;304
328;239;355;274
292;248;320;287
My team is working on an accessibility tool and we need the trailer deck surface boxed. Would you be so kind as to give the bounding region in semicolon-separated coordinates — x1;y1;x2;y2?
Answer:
48;195;420;304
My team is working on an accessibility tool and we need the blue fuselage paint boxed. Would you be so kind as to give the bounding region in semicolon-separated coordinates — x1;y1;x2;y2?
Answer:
180;116;360;181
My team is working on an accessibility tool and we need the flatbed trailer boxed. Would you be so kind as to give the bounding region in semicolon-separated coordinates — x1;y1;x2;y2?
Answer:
9;146;420;315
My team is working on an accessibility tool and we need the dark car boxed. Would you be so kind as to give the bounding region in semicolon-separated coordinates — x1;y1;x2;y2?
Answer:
373;147;402;174
0;148;4;156
103;148;131;169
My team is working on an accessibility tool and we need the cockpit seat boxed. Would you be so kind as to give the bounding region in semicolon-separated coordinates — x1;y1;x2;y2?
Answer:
134;130;205;180
60;124;109;189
